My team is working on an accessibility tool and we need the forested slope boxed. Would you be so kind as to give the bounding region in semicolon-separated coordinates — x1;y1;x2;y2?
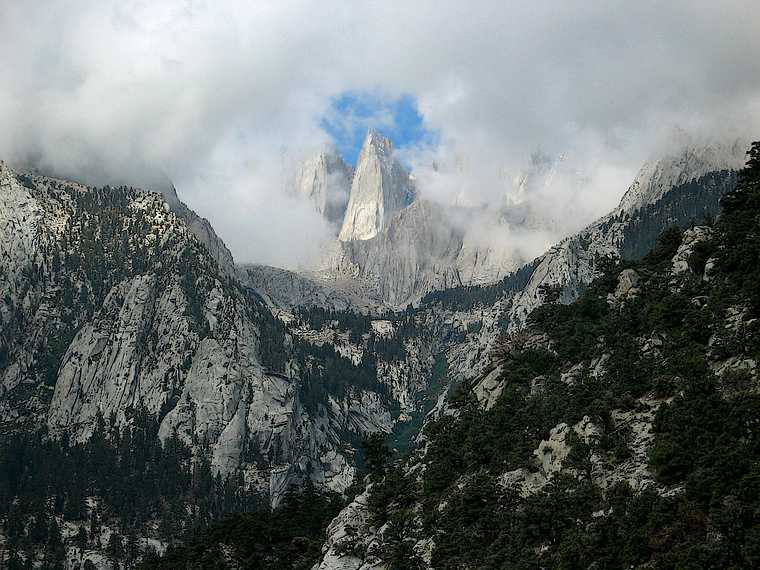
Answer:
316;143;760;569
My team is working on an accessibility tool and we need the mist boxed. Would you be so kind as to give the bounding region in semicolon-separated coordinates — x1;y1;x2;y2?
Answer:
1;1;759;268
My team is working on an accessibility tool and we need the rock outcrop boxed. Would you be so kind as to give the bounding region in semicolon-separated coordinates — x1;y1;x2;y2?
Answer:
327;200;465;306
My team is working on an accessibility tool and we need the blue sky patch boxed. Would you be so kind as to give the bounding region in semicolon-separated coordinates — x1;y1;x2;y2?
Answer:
320;91;436;165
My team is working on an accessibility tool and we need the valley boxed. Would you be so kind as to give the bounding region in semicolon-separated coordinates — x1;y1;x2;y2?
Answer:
0;135;754;568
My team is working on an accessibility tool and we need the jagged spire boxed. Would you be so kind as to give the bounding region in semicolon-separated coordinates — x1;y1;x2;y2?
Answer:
338;129;415;241
362;127;393;156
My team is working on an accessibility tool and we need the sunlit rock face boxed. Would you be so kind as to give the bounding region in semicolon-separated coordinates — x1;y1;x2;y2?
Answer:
323;199;528;308
338;129;415;242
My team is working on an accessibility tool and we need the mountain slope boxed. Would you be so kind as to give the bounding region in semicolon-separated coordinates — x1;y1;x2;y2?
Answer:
505;141;744;328
0;139;751;569
315;142;760;570
0;163;394;507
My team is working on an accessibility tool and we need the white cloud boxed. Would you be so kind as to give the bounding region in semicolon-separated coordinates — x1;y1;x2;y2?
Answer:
1;1;759;267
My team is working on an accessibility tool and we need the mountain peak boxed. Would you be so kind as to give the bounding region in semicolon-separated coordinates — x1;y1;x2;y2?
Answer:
338;131;415;241
362;128;393;155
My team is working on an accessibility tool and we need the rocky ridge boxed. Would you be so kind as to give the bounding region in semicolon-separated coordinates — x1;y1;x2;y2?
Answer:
159;182;236;276
505;141;744;329
286;136;745;310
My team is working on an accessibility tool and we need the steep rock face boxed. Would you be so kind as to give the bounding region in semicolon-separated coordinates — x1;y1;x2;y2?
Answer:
329;201;464;306
48;273;169;435
0;164;42;290
454;234;525;286
296;150;353;226
237;263;386;312
323;201;527;308
316;148;576;309
338;130;415;242
293;132;545;309
0;164;51;424
0;164;44;345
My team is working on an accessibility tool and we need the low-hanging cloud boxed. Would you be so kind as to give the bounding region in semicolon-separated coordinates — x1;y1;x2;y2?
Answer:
1;1;759;268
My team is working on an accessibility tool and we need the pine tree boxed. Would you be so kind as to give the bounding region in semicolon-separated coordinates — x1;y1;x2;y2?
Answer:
106;532;124;569
76;525;88;551
125;530;140;569
89;509;100;543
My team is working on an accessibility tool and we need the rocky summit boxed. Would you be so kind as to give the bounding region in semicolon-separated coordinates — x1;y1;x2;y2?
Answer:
338;129;416;242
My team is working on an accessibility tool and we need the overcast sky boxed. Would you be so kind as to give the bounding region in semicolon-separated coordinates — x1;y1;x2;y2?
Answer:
1;1;759;267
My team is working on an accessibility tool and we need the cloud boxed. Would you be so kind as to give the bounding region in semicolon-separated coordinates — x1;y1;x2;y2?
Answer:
1;1;759;268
